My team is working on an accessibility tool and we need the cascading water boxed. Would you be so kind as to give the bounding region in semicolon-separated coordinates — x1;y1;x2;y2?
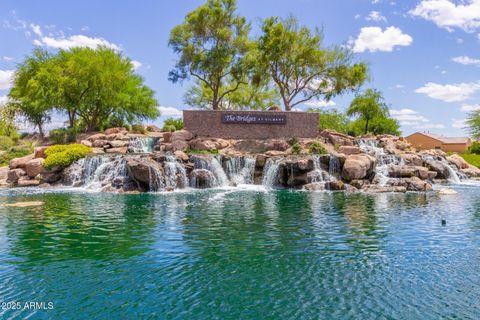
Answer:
262;158;281;187
163;154;188;189
69;155;129;190
191;155;229;187
328;155;341;178
358;139;404;186
422;155;466;184
310;155;335;184
225;156;256;185
129;137;155;153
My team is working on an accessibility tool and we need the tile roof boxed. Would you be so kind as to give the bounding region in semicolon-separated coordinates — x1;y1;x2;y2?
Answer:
412;132;471;144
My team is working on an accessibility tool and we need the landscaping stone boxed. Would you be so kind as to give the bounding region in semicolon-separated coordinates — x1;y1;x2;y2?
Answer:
7;169;26;183
342;154;376;181
9;154;33;169
34;146;49;159
25;158;45;178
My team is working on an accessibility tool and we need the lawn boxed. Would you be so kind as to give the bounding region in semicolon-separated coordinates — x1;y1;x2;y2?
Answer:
460;153;480;168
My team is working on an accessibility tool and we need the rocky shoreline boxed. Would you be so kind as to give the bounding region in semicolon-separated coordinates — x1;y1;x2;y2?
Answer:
1;128;479;193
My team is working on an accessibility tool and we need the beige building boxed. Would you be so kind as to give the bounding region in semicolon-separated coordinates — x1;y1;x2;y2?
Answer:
405;132;472;153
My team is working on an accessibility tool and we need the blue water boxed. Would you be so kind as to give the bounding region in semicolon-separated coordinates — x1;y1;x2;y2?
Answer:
0;185;479;319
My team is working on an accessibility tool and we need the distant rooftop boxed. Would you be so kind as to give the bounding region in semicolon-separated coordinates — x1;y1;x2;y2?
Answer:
409;132;471;144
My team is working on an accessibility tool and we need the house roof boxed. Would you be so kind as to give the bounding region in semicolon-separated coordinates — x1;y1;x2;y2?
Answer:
407;132;471;144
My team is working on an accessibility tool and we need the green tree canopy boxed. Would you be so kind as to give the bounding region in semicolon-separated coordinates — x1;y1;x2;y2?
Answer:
8;47;159;133
308;108;349;133
256;16;367;111
346;89;388;134
467;110;480;140
169;0;251;110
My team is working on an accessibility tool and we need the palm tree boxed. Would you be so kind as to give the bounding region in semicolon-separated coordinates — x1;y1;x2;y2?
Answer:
346;89;387;134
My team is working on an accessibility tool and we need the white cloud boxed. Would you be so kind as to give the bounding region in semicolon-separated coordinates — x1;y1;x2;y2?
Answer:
354;14;361;19
441;70;447;74
415;123;445;129
36;34;119;50
304;100;336;107
157;106;183;117
366;11;387;22
372;0;381;3
0;70;14;90
390;108;430;125
410;0;480;32
452;55;480;66
131;60;142;70
460;104;480;112
2;56;14;61
415;81;480;102
30;23;42;36
395;84;405;89
352;26;413;53
452;118;466;128
0;95;8;105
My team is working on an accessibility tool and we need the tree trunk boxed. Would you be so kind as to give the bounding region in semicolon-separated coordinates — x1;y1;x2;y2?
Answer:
364;119;369;134
68;111;76;128
38;124;44;137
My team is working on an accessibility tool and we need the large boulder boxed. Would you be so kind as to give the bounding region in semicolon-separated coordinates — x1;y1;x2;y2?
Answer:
105;147;128;154
341;154;376;181
25;158;45;178
34;146;49;159
405;177;433;192
266;140;290;152
39;170;62;184
9;154;34;169
388;165;430;180
81;140;93;147
189;138;217;151
104;127;127;135
170;130;194;142
447;154;469;170
17;178;40;187
462;167;480;177
171;140;189;152
425;160;450;180
190;169;214;188
126;158;164;187
92;140;108;148
87;133;106;142
0;167;8;180
339;146;361;155
325;180;345;191
401;153;424;167
174;150;190;162
7;169;26;183
105;140;129;148
319;130;356;146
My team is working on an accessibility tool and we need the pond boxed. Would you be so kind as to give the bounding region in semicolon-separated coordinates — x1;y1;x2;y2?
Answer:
0;185;480;319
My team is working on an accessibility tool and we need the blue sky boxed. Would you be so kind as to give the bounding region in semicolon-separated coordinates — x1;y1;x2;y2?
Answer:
1;0;480;136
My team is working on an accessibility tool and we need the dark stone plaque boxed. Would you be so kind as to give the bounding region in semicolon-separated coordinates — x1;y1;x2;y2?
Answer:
221;113;287;125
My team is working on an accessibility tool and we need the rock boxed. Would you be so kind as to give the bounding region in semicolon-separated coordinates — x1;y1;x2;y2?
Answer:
7;168;26;183
325;180;345;191
401;153;423;166
404;177;433;192
439;188;458;195
342;154;376;181
174;150;189;162
81;140;93;147
25;158;45;178
106;140;129;148
190;169;214;188
17;179;40;187
91;148;105;154
427;171;438;180
265;150;286;157
146;125;162;132
105;134;119;141
303;183;325;191
9;154;34;169
34;146;48;159
87;133;106;142
425;160;450;180
255;154;267;168
92;140;108;148
350;179;366;189
170;130;194;142
163;132;173;143
447;154;470;170
0;167;8;180
365;185;407;193
5;201;44;207
104;127;127;135
388;165;429;180
319;130;356;146
171;140;189;152
213;139;230;150
339;146;361;155
127;159;164;187
298;158;314;171
105;147;128;154
266;140;290;152
234;140;269;153
39;183;51;188
462;167;480;177
39;170;62;183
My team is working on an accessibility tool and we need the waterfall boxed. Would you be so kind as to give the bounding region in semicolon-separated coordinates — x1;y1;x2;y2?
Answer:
148;165;165;191
310;155;335;183
262;158;281;187
358;139;403;186
73;155;129;189
328;155;341;177
163;154;188;189
225;156;256;185
192;155;229;187
129;137;155;153
423;155;466;184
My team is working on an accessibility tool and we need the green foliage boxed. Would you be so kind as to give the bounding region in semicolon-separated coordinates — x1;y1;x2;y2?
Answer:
467;110;480;140
43;144;92;169
0;136;15;150
308;108;349;133
347;117;401;136
164;118;184;130
130;124;146;134
0;103;18;138
347;89;388;134
288;137;299;146
162;125;177;133
334;143;340;151
0;147;31;167
460;153;480;168
186;148;219;155
308;141;327;154
469;141;480;155
291;142;301;155
49;128;78;144
169;0;252;110
256;16;367;111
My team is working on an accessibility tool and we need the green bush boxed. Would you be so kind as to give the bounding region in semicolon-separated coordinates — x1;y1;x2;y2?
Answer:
130;124;146;134
43;144;92;169
164;118;184;130
0;136;15;151
292;142;301;155
0;147;31;167
309;141;327;155
162;124;177;132
469;141;480;155
49;128;77;144
288;137;299;146
186;149;219;155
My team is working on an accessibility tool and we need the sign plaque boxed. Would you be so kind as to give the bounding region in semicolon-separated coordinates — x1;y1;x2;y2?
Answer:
221;113;287;125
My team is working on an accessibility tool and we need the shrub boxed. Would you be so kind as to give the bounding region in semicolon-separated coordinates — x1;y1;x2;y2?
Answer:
292;142;301;155
186;149;219;155
288;137;299;146
130;124;146;134
164;118;184;130
0;136;15;151
49;129;67;144
162;124;177;132
43;144;92;169
469;141;480;155
0;147;31;167
309;141;327;154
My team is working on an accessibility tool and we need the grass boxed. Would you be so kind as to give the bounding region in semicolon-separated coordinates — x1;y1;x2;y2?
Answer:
459;153;480;168
186;149;219;155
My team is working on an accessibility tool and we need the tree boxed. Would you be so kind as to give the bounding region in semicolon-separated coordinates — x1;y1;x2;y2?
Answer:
168;0;251;110
467;110;480;140
348;117;401;136
0;101;18;137
8;49;53;136
256;16;367;111
346;89;388;134
308;108;349;133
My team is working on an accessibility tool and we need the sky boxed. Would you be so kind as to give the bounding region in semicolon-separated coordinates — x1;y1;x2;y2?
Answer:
1;0;480;137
